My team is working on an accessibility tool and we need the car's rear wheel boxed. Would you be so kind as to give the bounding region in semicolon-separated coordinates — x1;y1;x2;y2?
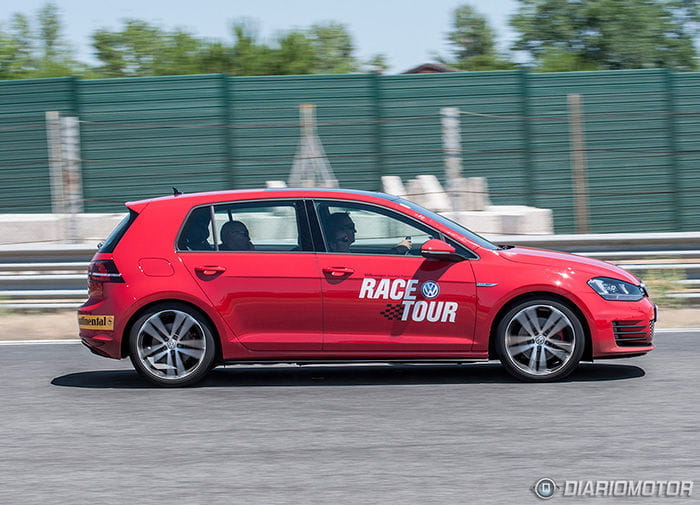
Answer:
496;299;585;382
129;303;216;387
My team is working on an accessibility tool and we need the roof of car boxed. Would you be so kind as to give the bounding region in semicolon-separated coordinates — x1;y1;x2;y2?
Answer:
125;188;400;211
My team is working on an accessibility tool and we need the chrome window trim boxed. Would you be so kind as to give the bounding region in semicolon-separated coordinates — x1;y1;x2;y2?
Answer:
175;195;481;260
175;198;311;254
310;197;480;260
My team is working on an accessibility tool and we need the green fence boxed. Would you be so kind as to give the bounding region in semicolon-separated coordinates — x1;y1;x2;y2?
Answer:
0;69;698;233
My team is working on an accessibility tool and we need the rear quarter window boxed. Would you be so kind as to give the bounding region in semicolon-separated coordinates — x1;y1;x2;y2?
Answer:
177;206;214;251
99;209;138;253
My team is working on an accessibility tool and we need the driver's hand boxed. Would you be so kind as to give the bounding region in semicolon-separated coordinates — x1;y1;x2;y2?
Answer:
396;238;412;250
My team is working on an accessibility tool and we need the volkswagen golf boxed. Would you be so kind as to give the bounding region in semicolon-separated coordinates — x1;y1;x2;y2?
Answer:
78;188;655;386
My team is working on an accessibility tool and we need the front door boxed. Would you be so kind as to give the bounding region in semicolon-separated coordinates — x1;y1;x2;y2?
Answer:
313;200;477;353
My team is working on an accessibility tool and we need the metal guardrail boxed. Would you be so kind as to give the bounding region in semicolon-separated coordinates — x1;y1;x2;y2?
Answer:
0;244;96;309
488;231;700;252
493;233;700;301
0;232;698;310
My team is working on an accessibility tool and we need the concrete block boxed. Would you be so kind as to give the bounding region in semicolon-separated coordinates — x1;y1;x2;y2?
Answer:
405;178;428;208
447;178;473;211
449;177;491;212
417;175;452;213
442;211;505;235
0;214;62;245
381;176;406;198
486;205;553;235
468;177;491;210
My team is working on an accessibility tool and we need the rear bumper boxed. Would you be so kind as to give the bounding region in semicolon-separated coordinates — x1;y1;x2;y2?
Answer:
77;299;122;360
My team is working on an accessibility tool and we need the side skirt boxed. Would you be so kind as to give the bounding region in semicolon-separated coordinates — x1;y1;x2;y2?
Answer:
221;358;490;366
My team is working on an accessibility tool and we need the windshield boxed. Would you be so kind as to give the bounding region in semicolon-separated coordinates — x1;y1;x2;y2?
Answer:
393;197;500;251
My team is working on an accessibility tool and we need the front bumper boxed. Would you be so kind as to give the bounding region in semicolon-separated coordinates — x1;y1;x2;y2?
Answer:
585;294;656;358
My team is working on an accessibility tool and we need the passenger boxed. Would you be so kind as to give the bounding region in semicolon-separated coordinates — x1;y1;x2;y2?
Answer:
220;220;254;251
327;212;411;254
181;208;213;251
183;225;213;251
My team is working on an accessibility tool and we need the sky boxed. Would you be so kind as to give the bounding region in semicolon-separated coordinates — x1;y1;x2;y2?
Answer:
0;0;520;73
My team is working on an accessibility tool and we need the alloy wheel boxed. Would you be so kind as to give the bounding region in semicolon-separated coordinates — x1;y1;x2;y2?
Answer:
135;309;208;381
503;304;577;377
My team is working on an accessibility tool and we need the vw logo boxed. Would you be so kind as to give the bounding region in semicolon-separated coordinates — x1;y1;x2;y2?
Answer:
421;281;440;299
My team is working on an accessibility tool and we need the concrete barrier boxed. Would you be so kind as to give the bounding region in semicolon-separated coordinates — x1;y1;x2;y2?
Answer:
0;214;126;246
383;175;553;234
0;205;554;246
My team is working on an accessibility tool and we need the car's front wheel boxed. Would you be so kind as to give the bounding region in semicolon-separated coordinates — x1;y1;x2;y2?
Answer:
129;303;216;387
495;299;585;382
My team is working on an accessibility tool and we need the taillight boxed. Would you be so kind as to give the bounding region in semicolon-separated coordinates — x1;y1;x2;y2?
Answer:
88;260;124;283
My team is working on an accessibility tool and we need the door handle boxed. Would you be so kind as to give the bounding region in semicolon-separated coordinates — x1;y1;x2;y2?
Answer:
195;265;227;275
323;266;354;277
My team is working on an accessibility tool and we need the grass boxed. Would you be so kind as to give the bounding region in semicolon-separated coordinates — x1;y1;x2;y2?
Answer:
639;269;689;308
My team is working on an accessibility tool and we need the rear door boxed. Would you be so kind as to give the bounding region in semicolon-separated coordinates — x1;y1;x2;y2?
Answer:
178;200;323;352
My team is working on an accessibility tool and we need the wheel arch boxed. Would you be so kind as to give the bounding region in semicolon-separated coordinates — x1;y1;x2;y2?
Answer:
487;291;593;362
120;298;222;361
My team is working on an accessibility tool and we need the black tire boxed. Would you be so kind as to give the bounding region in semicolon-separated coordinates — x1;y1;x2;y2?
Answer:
495;298;585;382
128;303;216;387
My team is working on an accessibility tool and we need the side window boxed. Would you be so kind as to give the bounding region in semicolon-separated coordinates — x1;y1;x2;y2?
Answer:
316;201;440;256
178;207;214;251
212;201;309;252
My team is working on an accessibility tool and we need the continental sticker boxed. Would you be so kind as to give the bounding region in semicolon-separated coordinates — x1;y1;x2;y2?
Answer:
78;314;115;331
359;278;457;323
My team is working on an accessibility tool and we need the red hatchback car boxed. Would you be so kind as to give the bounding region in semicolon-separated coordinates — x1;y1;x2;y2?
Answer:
78;189;655;386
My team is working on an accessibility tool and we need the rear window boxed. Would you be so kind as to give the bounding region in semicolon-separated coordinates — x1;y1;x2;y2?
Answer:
99;209;138;253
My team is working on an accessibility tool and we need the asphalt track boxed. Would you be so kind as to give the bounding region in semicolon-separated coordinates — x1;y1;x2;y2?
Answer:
1;331;698;505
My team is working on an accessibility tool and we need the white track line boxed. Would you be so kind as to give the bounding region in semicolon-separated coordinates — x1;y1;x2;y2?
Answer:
0;339;81;345
656;328;700;333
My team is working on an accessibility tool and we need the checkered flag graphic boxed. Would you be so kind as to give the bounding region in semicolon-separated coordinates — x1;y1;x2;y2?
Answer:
380;303;404;321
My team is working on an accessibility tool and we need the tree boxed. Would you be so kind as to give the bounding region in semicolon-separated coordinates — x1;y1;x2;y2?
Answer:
92;20;206;77
33;2;74;76
0;15;32;79
0;29;17;78
92;29;128;77
37;3;61;60
196;40;233;74
9;13;34;74
0;3;77;79
272;30;316;75
308;22;358;73
1;5;363;79
511;0;699;71
535;47;602;72
444;4;517;70
153;30;203;76
228;20;358;76
363;54;389;74
92;19;165;76
229;21;275;76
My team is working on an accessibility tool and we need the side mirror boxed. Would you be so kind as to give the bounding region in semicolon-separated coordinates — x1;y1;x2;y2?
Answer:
420;239;465;262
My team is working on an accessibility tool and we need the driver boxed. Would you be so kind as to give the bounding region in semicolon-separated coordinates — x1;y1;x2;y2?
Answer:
327;212;412;254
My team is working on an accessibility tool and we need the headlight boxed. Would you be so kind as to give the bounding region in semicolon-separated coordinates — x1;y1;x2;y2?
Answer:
588;277;644;301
